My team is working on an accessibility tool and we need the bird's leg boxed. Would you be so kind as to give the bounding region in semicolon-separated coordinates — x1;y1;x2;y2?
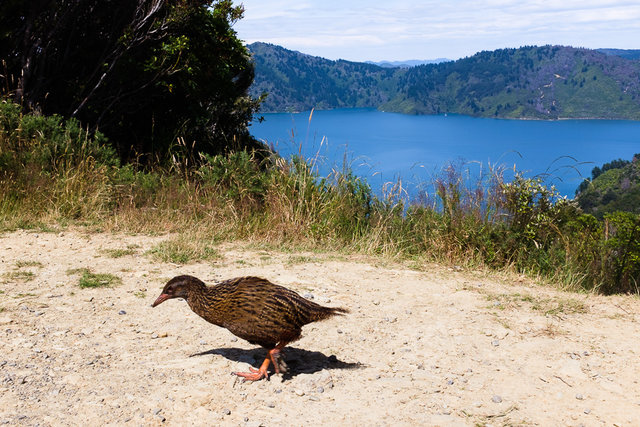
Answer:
235;343;289;382
235;356;271;382
269;343;289;374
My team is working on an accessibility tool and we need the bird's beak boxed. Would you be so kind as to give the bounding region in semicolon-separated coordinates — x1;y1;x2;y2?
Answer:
151;293;170;307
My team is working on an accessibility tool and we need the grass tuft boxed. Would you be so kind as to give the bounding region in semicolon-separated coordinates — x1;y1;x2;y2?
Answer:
147;235;221;264
68;268;122;288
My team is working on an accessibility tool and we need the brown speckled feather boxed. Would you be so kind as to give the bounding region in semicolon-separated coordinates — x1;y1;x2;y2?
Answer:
168;275;348;348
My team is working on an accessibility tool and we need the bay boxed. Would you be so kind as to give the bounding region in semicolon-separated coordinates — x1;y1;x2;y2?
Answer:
249;108;640;198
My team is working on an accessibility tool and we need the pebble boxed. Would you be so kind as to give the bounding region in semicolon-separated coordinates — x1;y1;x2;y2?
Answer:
337;329;343;334
373;300;380;305
575;393;584;400
303;293;314;300
294;389;305;396
118;310;126;315
491;340;500;347
584;408;591;414
447;380;454;385
308;396;320;401
222;408;231;415
230;337;238;342
385;316;397;323
492;395;503;403
266;402;275;408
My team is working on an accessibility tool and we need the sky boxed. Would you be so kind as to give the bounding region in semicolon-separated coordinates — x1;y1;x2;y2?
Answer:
232;0;640;62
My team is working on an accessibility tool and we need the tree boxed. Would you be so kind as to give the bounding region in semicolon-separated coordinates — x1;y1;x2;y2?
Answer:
0;0;263;162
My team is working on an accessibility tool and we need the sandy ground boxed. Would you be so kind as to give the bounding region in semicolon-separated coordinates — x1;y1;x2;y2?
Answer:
1;230;639;426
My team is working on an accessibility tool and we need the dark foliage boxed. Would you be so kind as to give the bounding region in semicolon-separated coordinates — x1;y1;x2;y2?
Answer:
576;155;640;218
0;0;263;163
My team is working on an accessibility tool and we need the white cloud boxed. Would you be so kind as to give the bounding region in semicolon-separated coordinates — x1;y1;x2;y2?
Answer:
234;0;640;61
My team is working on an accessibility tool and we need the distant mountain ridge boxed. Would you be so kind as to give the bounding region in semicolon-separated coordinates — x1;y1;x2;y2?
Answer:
597;48;640;60
365;59;451;68
247;42;640;119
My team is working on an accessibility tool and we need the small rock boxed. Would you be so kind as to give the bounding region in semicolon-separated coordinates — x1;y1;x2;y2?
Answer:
584;408;591;414
303;293;314;300
575;393;584;400
447;380;454;385
222;408;231;416
230;337;238;342
294;389;305;396
317;386;324;393
492;395;503;403
199;340;207;346
308;395;320;401
473;401;482;408
274;389;282;394
491;340;500;347
385;316;397;323
118;310;126;315
153;408;162;416
266;402;275;408
373;300;380;306
337;329;343;334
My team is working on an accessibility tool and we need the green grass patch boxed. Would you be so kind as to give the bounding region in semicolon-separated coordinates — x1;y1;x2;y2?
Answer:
14;260;44;268
78;271;121;288
67;268;121;288
147;237;221;264
3;271;35;282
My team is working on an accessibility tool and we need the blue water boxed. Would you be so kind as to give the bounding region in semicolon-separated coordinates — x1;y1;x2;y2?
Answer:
248;108;640;198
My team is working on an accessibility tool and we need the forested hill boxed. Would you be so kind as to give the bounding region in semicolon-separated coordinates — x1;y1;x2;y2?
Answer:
248;42;398;112
248;43;640;119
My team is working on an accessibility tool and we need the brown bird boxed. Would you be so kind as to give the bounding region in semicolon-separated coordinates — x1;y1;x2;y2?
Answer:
152;275;348;381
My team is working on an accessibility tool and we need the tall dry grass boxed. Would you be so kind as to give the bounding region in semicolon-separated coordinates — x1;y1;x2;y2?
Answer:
1;100;638;294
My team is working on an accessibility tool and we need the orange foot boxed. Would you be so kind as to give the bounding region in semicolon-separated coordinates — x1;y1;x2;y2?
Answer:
235;365;269;382
235;347;286;382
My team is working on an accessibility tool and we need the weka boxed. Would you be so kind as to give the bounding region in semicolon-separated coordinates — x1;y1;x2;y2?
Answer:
152;275;348;381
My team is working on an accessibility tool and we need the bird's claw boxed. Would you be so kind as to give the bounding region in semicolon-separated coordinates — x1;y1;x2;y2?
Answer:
235;366;269;382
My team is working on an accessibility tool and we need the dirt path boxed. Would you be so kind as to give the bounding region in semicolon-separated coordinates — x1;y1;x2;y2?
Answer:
1;230;639;426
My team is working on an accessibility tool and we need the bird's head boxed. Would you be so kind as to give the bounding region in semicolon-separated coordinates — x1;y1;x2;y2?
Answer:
151;275;204;307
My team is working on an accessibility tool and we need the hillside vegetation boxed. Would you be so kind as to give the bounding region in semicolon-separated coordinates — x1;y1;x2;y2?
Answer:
576;155;640;217
2;101;639;294
249;43;640;119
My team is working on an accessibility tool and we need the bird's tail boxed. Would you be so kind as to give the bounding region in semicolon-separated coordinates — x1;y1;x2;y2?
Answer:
311;304;350;322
